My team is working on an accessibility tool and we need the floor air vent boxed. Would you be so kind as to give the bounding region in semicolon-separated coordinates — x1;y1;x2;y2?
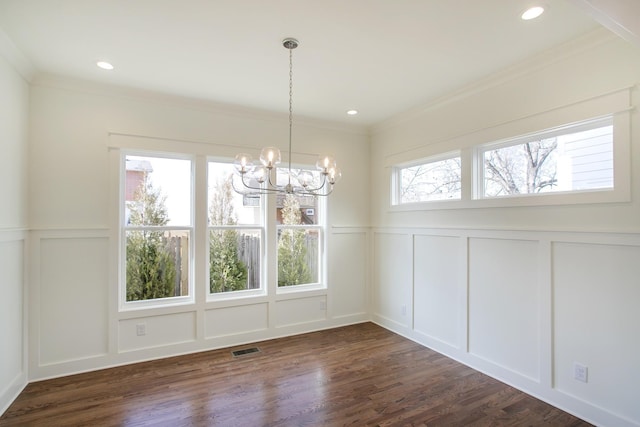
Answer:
232;347;260;357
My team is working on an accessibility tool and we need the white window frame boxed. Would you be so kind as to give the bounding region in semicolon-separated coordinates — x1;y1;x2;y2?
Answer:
276;223;325;293
468;113;630;209
275;166;328;294
119;150;195;311
111;135;333;315
388;110;630;211
391;151;462;206
206;159;266;301
474;116;615;201
207;226;266;300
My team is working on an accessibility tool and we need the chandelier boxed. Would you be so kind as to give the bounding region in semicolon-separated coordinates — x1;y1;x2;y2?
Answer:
232;38;341;197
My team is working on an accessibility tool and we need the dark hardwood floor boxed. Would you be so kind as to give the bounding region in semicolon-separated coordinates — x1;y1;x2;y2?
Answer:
1;323;591;426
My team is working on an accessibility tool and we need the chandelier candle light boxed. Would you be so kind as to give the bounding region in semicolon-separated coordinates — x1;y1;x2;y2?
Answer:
232;38;341;197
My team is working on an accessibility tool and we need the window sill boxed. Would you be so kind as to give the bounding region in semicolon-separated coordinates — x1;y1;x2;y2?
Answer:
276;283;326;297
390;187;628;212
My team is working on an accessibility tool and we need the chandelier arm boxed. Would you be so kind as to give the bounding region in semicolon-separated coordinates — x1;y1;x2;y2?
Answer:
232;172;281;194
293;184;334;197
230;174;258;195
297;173;329;193
266;169;287;192
232;174;261;193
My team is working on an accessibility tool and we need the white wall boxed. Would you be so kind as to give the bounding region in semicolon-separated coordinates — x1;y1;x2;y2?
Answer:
370;29;640;427
27;76;370;380
0;52;29;414
4;17;639;427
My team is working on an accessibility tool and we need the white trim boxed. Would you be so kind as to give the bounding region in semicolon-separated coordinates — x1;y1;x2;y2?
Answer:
33;73;368;136
0;227;28;241
567;0;640;49
373;28;619;134
0;27;35;81
371;225;640;427
475;115;614;199
109;133;322;166
476;115;613;151
119;151;196;311
391;151;462;206
383;86;633;167
372;226;640;245
387;90;632;211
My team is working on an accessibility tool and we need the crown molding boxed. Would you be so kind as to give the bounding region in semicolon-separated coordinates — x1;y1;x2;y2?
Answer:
567;0;640;49
30;73;370;137
372;27;619;134
0;26;36;82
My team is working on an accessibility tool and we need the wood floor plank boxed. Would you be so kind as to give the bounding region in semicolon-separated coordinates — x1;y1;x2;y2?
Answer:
1;323;592;426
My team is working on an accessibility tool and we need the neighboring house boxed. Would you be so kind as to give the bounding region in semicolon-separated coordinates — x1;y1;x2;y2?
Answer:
275;193;316;225
125;158;153;202
124;158;153;225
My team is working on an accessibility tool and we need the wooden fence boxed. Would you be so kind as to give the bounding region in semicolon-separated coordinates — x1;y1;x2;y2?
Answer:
165;230;319;294
237;232;319;288
237;233;261;289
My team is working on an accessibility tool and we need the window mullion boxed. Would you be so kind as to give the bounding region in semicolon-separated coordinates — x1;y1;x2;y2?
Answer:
194;154;208;312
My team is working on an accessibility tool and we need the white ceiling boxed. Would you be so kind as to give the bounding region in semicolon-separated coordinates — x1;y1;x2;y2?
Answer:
0;0;604;126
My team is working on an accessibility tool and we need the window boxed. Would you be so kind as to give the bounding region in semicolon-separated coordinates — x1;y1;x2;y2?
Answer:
478;117;613;198
122;154;193;307
389;110;627;210
116;144;330;310
276;167;325;289
393;153;461;205
208;161;263;296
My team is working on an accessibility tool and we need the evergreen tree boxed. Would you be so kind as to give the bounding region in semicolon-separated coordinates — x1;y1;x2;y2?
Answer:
278;194;311;286
209;176;248;293
126;172;176;301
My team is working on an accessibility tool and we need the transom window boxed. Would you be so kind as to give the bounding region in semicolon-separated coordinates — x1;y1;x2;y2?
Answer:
390;114;623;209
393;153;461;205
478;117;613;198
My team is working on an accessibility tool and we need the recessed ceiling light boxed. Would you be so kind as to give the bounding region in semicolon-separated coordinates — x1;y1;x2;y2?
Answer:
96;61;114;70
521;6;545;20
346;109;358;116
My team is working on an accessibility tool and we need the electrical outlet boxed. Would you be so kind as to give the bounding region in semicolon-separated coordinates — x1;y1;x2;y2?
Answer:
320;300;326;310
574;362;588;383
136;323;146;336
401;305;407;316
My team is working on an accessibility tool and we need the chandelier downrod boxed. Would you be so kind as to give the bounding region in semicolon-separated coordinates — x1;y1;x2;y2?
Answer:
286;38;297;188
231;37;341;197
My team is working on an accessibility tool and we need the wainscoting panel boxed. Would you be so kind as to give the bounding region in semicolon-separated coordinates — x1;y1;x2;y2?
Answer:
274;296;327;328
329;230;368;318
372;226;640;427
468;237;540;382
119;311;197;352
553;241;640;424
38;236;109;365
372;232;412;329
26;224;370;383
413;234;462;349
205;303;269;339
0;232;26;416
